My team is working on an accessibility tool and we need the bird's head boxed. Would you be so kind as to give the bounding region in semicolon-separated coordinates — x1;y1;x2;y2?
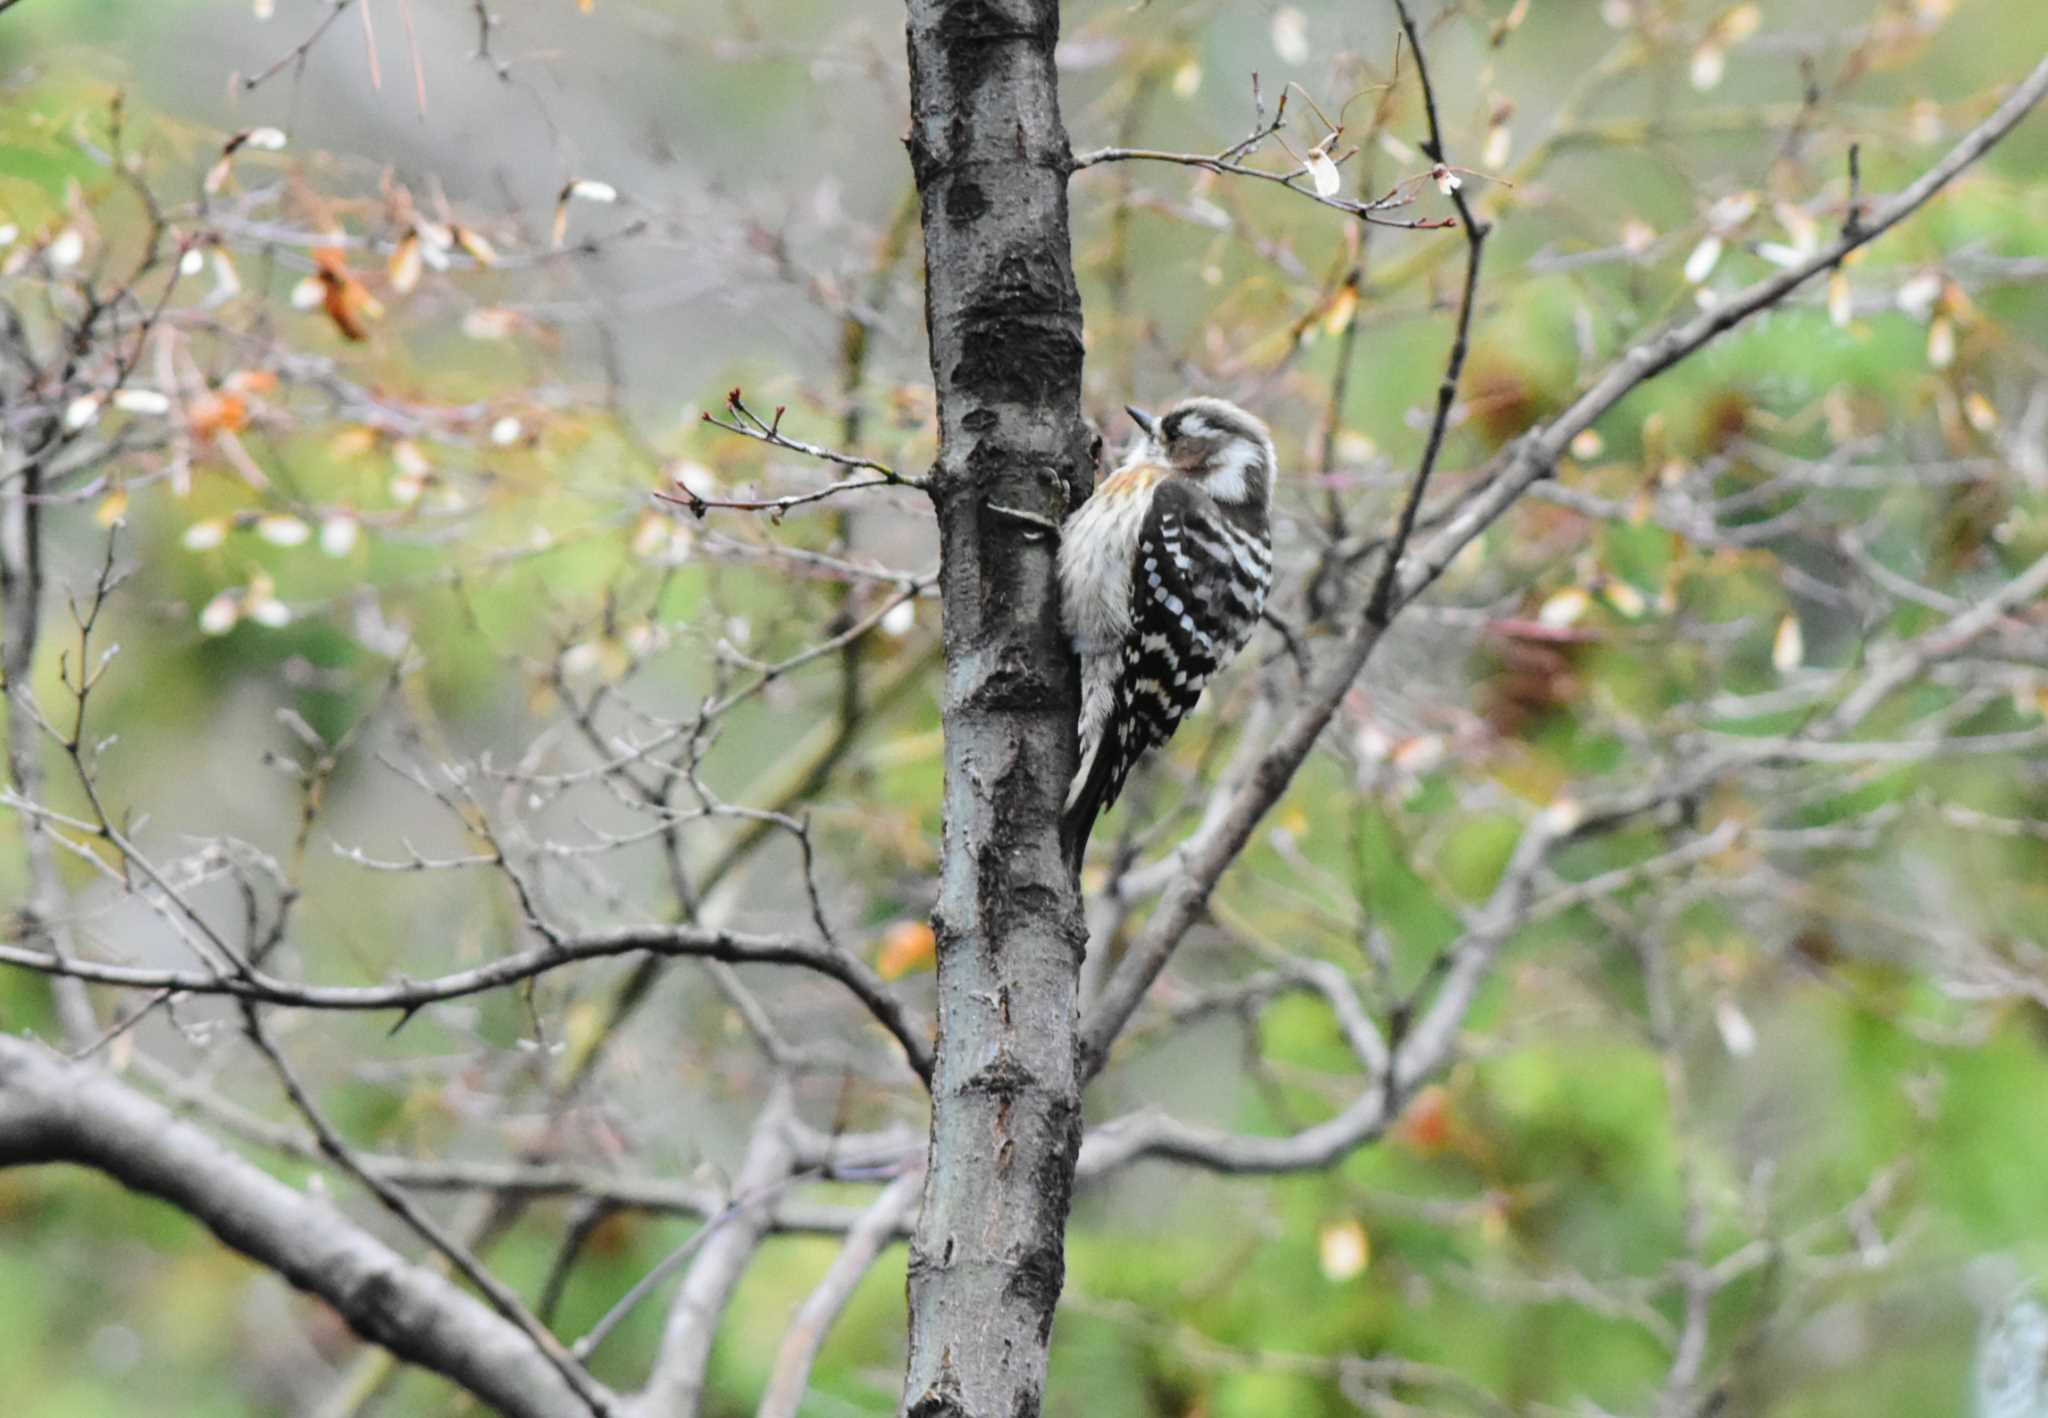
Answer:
1125;396;1275;508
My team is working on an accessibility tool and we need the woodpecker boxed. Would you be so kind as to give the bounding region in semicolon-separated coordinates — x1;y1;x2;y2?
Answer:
1059;396;1275;871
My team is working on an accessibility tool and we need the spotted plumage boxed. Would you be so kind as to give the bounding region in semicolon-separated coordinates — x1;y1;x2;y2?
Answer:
1059;397;1275;870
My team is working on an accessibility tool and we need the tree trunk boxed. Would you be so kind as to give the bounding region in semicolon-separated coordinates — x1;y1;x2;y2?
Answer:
900;3;1093;1415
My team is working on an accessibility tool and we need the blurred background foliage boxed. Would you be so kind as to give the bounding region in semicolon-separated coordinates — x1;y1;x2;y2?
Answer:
3;0;2048;1415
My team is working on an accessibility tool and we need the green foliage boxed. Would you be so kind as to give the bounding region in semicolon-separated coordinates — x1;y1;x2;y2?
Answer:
3;2;2046;1416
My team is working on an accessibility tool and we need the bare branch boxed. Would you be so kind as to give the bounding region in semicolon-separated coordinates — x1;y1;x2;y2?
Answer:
240;0;358;92
626;1085;798;1418
1073;77;1460;231
0;921;935;1081
1079;48;2048;1080
1366;0;1490;627
238;1009;613;1414
0;1035;595;1418
757;1168;923;1418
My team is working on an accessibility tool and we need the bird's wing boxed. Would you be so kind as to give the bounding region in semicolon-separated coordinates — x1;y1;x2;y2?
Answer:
1101;479;1238;802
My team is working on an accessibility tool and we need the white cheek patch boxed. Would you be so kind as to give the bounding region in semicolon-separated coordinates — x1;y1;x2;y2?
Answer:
1203;441;1269;505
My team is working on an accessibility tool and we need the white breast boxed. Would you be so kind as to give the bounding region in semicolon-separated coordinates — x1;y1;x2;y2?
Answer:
1059;462;1165;659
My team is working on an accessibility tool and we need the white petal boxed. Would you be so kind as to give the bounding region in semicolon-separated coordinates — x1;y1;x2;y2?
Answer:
1682;235;1723;285
1538;587;1590;628
320;516;359;556
47;229;84;269
568;178;618;204
113;388;172;415
1482;123;1512;170
1304;147;1343;199
1771;613;1804;673
1539;797;1585;835
1706;191;1758;229
256;515;310;546
199;592;241;635
249;597;292;628
1317;1218;1370;1281
182;519;230;551
1689;43;1725;91
211;250;242;298
560;642;604;677
1927;316;1956;370
1714;997;1758;1058
1895;271;1943;321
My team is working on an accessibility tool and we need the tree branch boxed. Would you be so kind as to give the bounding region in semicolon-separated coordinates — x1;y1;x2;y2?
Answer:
0;1035;597;1418
0;921;933;1081
758;1168;924;1418
1078;47;2048;1081
237;1008;613;1414
628;1084;797;1417
1366;0;1490;626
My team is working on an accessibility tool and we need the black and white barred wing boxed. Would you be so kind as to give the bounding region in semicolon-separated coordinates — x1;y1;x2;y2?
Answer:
1062;480;1266;862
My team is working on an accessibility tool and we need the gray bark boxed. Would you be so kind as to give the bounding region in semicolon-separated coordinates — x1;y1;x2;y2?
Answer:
630;1084;796;1417
899;2;1093;1415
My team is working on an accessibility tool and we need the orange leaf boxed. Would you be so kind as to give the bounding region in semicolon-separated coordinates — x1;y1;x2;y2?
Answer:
452;225;498;267
187;391;250;440
313;247;379;341
1393;1085;1452;1155
876;920;936;981
221;369;279;397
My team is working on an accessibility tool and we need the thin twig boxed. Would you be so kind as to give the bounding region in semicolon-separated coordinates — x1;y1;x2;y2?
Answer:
241;0;358;92
1366;0;1490;627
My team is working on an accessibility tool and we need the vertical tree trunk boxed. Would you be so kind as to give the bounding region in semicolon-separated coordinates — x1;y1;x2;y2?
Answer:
900;3;1092;1415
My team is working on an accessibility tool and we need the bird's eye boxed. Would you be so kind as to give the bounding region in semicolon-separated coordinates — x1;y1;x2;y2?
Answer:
1161;414;1184;441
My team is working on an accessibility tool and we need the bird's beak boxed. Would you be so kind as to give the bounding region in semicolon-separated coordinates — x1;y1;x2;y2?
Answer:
1125;405;1159;439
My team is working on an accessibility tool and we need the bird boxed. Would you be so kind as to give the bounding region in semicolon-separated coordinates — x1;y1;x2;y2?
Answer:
1058;396;1276;872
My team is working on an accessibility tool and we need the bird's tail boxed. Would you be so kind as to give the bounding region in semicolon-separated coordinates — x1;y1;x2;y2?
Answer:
1061;721;1121;876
